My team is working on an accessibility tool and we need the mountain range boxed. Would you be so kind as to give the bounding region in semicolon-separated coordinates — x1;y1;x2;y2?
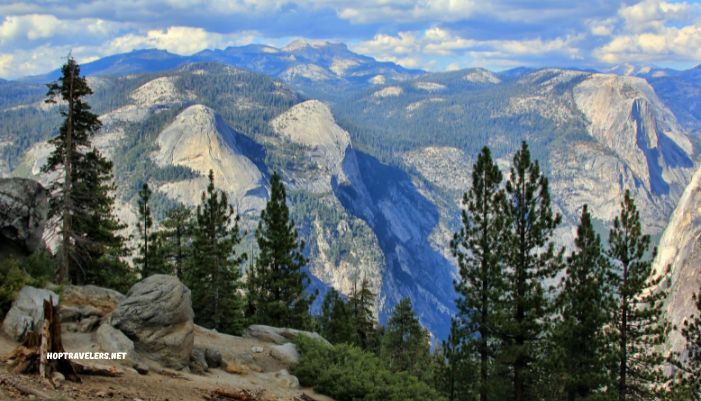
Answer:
2;41;701;345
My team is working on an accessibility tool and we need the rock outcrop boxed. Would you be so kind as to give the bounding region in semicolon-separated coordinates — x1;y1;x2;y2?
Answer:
110;275;194;369
60;285;125;333
152;104;266;215
2;286;59;341
0;178;48;256
244;324;330;346
652;165;701;354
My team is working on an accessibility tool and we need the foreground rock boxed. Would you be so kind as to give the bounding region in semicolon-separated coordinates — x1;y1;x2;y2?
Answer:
0;178;49;257
110;275;194;369
60;285;125;333
2;286;59;341
244;325;330;346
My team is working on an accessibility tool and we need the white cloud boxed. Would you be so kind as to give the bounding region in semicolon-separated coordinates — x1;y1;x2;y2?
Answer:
592;0;701;64
595;24;701;63
354;27;583;70
337;0;480;24
0;14;126;46
106;26;259;55
619;0;691;32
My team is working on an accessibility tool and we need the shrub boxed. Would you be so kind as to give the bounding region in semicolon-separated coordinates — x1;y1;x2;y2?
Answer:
293;336;446;401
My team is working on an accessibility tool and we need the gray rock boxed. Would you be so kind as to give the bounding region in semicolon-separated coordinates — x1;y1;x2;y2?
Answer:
204;348;222;369
111;275;194;369
269;342;299;366
0;178;48;257
61;285;125;315
2;286;59;341
96;323;150;374
244;325;330;346
190;348;208;374
251;346;264;353
274;369;300;389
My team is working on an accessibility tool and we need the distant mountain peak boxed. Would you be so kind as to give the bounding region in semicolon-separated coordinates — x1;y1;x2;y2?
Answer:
284;39;311;52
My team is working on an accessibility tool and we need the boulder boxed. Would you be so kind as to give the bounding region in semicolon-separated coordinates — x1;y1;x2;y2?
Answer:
0;178;48;257
110;275;194;369
96;323;149;373
269;342;299;366
274;369;300;389
204;348;222;369
244;325;330;346
61;285;125;315
190;348;208;374
2;286;59;340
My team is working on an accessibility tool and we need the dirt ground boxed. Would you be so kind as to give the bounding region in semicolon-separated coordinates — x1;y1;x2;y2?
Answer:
0;328;335;401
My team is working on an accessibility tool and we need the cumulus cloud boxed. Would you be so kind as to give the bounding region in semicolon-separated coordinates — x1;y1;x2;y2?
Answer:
0;14;127;46
106;26;258;55
592;0;701;64
354;27;583;69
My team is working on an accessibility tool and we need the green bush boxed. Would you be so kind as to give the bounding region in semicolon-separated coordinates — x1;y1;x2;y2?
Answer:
293;336;446;401
0;257;34;317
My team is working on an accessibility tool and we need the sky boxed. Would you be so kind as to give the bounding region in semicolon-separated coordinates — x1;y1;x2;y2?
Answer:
0;0;700;79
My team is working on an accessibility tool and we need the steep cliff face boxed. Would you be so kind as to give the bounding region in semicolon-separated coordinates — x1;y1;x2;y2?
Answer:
653;165;701;354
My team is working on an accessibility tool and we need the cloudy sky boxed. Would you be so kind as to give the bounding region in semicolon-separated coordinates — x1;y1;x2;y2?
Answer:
0;0;700;78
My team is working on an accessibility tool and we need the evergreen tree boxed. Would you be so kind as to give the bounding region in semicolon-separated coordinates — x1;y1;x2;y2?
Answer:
247;172;315;329
553;205;612;401
349;277;378;350
502;141;562;401
381;298;431;380
319;288;355;344
187;170;246;334
136;183;153;276
42;57;133;290
608;190;670;401
451;146;508;401
676;287;701;398
434;319;474;401
160;205;192;279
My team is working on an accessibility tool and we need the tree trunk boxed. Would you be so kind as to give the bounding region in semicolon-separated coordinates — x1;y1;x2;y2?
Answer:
59;62;76;284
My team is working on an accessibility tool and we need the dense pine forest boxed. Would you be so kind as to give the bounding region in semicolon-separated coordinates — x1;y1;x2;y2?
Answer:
2;58;701;401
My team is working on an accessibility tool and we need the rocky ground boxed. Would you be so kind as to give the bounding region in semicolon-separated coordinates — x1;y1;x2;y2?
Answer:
0;277;335;401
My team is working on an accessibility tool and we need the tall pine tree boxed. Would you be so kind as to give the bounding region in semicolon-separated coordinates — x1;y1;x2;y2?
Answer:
608;190;670;401
42;57;132;290
553;205;612;401
187;170;246;334
434;319;474;401
502;141;562;401
676;287;701;398
380;298;431;380
247;172;315;329
451;146;508;401
136;183;154;277
160;205;192;279
349;277;378;350
319;288;355;344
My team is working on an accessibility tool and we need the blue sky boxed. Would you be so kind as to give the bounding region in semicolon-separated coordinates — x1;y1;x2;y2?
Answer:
0;0;700;78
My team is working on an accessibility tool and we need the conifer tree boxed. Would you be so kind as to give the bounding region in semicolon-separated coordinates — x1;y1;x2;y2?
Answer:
676;287;701;398
381;298;431;379
136;183;153;276
319;288;355;344
247;172;315;329
502;141;562;401
42;57;132;289
187;170;246;334
434;319;474;401
554;205;612;401
608;190;670;401
451;146;508;401
349;277;377;350
160;205;192;279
